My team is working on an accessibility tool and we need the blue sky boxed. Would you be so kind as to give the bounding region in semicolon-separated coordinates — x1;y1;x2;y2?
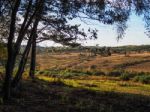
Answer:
40;13;150;47
76;13;150;47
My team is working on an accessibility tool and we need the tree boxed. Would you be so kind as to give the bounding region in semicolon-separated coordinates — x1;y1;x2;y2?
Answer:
29;32;37;80
1;0;46;101
1;0;150;102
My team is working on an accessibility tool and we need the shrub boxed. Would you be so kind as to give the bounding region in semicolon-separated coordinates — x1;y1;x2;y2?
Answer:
108;71;123;77
89;65;97;70
85;71;92;75
92;71;105;76
133;75;150;84
38;71;45;75
120;73;131;81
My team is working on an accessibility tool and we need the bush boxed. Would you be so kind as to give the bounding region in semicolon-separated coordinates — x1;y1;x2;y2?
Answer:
89;65;97;70
108;71;123;77
133;75;150;84
92;71;105;76
38;71;45;75
85;71;92;75
59;69;84;78
120;73;131;81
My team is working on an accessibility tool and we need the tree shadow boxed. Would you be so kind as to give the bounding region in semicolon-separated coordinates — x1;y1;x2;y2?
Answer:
0;78;150;112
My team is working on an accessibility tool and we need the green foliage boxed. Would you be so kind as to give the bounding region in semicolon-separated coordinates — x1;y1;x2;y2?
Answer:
36;69;150;85
85;71;93;75
36;69;107;78
112;45;150;53
133;75;150;84
36;45;150;55
120;73;131;81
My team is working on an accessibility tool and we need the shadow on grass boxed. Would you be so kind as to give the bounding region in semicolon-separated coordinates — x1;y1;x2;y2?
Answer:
0;78;150;112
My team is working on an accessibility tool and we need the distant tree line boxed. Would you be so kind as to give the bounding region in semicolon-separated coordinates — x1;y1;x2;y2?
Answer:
37;45;150;56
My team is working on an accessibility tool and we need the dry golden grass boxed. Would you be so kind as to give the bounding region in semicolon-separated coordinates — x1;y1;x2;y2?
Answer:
37;52;150;73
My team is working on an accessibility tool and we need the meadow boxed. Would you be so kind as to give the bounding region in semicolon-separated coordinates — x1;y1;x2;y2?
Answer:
36;52;150;72
35;52;150;94
0;51;150;112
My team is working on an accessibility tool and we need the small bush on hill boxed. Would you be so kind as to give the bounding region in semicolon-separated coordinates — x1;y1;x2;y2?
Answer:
108;71;123;77
92;71;105;76
133;75;150;84
89;65;97;70
120;73;131;81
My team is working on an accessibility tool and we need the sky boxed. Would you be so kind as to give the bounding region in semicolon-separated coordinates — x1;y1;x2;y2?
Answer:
39;13;150;47
80;13;150;47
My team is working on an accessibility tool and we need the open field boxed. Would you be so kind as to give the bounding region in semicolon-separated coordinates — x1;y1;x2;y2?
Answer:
37;52;150;73
0;52;150;112
35;52;150;95
1;0;150;111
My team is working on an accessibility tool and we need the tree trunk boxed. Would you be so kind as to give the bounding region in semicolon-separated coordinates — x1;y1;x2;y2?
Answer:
11;0;34;74
11;38;32;88
2;0;21;102
11;0;44;87
29;33;37;80
3;50;13;101
28;0;44;80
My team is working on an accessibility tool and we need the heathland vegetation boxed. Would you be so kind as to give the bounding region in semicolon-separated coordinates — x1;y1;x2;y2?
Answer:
0;0;150;112
1;44;150;111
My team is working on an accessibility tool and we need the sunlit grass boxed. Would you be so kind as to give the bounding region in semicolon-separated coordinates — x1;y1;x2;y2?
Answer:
37;75;150;96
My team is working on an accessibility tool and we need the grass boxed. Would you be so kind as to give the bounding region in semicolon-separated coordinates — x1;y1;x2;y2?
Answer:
0;52;150;111
0;67;150;112
114;59;150;70
0;77;150;112
38;75;150;96
35;69;150;84
36;52;150;73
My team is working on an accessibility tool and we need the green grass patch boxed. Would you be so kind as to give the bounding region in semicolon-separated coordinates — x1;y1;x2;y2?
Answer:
133;75;150;84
